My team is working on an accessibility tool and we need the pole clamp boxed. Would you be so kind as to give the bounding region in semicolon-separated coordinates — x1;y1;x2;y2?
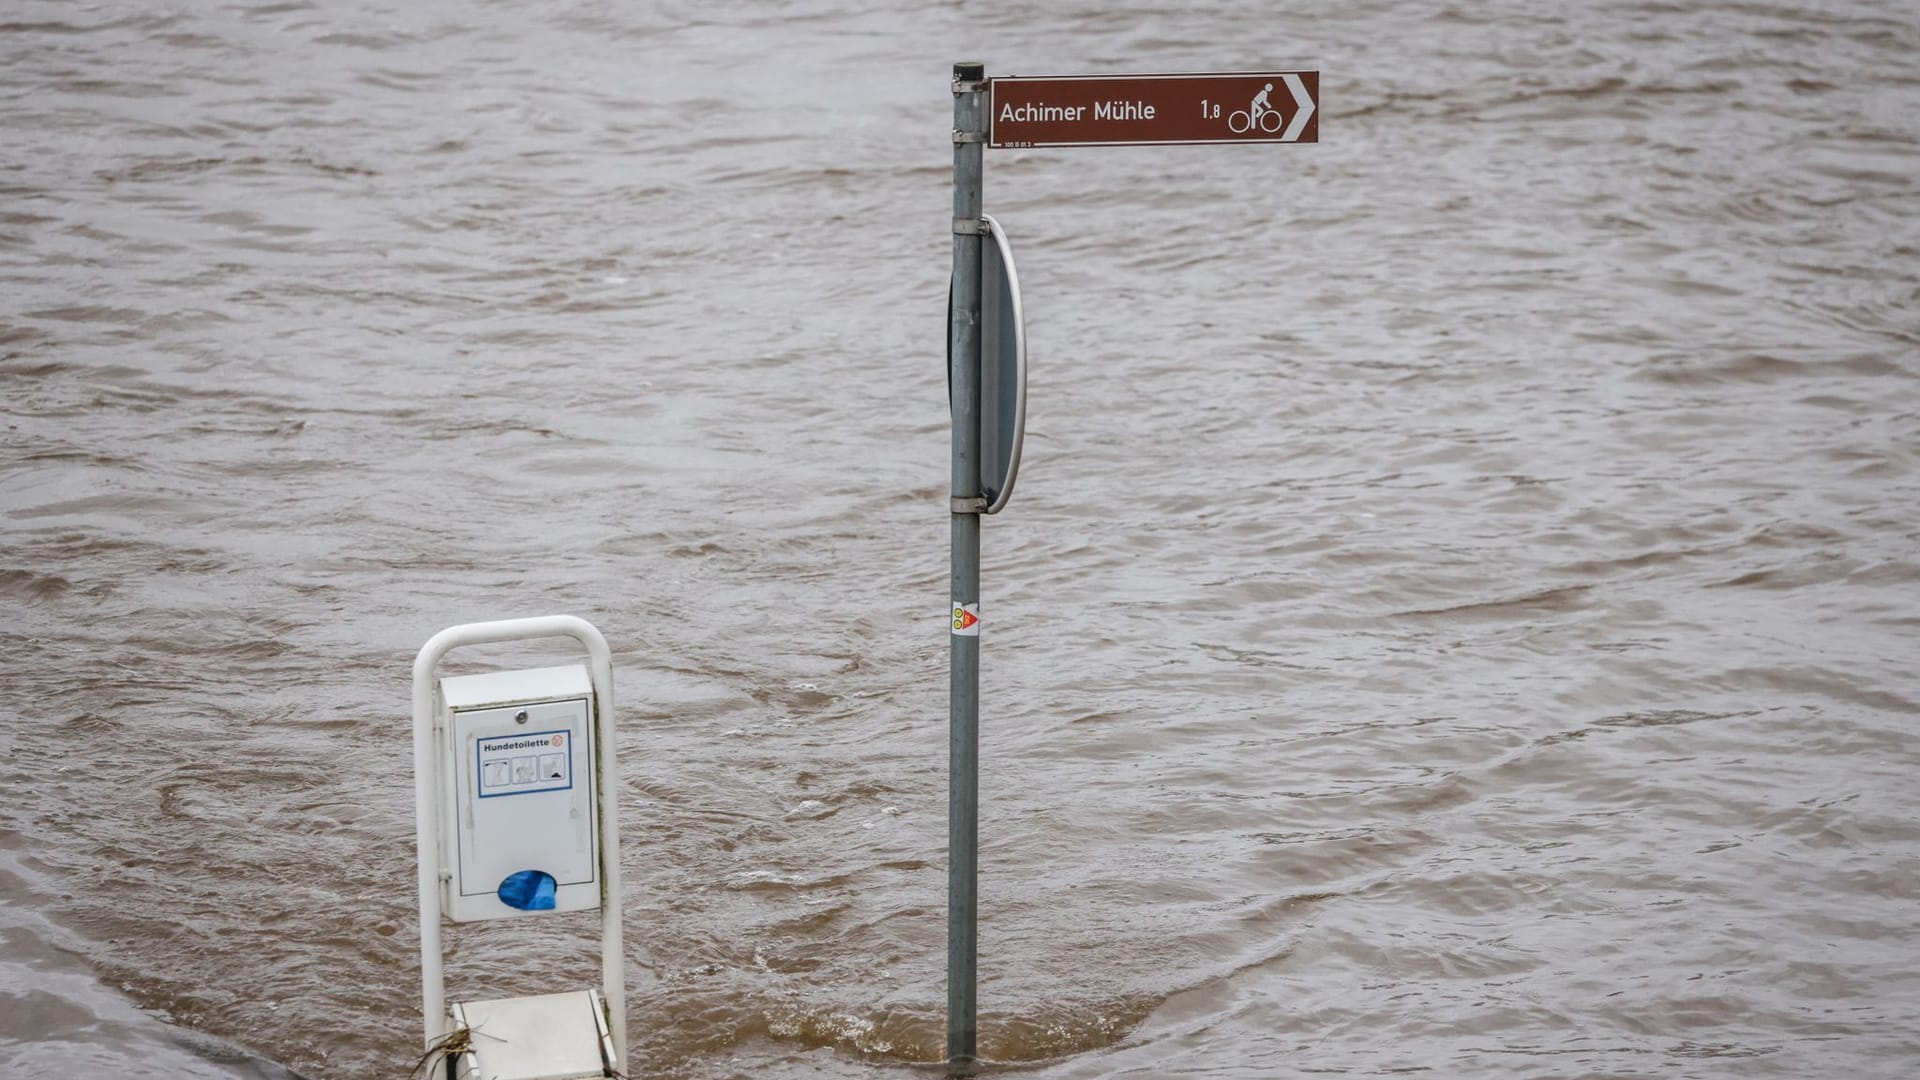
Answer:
951;128;986;144
950;496;987;514
952;217;990;236
952;78;987;95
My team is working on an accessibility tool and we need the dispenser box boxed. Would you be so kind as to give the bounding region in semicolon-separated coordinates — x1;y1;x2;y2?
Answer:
437;664;600;922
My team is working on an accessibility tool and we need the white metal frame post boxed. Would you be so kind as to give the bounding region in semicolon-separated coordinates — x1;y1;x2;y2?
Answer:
411;615;627;1072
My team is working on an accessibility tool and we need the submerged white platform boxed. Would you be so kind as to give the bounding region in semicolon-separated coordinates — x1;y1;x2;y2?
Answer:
442;989;615;1080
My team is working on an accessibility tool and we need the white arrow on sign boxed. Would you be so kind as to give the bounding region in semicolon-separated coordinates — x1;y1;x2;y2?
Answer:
1281;73;1316;142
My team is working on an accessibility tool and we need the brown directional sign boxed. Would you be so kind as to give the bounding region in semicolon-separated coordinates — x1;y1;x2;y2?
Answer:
988;71;1318;149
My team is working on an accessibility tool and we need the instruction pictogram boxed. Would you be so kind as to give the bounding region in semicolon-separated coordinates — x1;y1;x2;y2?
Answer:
476;729;574;798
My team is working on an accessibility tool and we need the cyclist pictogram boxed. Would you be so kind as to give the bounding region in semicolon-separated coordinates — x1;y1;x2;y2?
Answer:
1228;82;1285;134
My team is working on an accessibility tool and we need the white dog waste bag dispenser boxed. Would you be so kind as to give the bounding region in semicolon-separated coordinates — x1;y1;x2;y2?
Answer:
413;616;626;1080
441;665;598;921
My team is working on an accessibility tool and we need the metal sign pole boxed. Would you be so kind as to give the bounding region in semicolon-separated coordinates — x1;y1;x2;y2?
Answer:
934;59;1316;1073
946;58;986;1068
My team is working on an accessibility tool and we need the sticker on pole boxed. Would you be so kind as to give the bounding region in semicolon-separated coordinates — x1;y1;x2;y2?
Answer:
951;603;981;636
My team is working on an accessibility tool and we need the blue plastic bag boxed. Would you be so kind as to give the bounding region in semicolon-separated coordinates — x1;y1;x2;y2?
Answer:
497;869;557;911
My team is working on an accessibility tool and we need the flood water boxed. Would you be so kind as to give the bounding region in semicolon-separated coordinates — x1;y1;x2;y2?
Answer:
4;1;1919;1077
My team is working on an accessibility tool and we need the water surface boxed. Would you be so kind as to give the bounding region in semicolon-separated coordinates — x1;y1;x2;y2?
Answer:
3;1;1918;1077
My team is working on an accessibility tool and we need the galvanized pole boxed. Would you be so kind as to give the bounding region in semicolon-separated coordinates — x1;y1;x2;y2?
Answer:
946;58;986;1069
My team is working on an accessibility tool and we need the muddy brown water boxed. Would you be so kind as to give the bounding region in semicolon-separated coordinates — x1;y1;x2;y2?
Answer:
3;1;1919;1077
